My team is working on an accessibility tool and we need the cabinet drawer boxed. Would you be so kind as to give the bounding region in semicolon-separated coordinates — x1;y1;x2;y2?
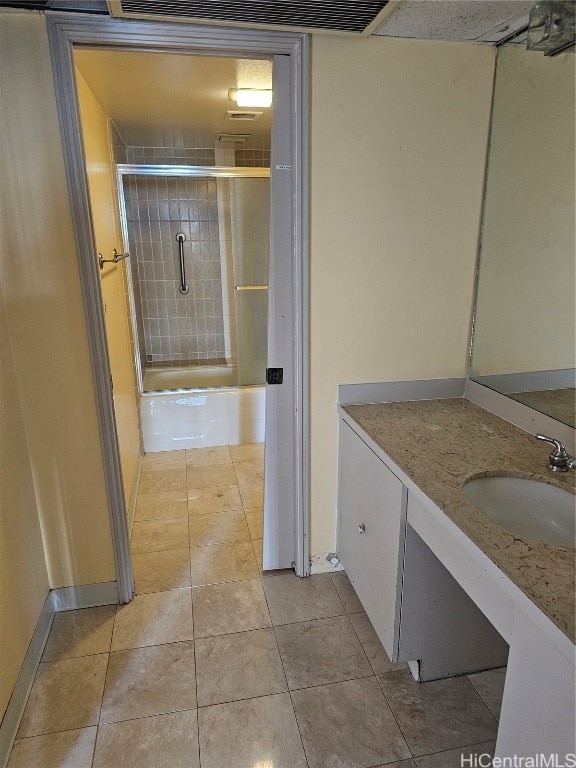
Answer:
338;421;406;660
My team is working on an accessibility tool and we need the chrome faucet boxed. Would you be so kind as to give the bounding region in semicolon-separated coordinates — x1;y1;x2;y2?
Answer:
536;434;576;472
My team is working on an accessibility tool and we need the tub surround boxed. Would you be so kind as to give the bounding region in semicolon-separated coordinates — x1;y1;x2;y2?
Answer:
341;398;575;642
141;386;265;452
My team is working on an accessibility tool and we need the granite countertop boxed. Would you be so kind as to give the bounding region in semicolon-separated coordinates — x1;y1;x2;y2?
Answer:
342;399;576;643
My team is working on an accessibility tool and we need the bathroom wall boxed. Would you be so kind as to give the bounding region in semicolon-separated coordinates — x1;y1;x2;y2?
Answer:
0;9;116;588
470;44;575;376
309;36;496;556
126;145;216;165
75;70;142;511
0;279;50;722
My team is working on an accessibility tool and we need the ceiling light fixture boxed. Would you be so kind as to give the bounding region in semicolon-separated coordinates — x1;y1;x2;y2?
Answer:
229;88;272;108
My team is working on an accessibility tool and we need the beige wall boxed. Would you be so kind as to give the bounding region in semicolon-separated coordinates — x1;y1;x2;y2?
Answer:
0;280;50;720
310;36;495;554
75;70;141;515
0;10;116;588
470;45;575;377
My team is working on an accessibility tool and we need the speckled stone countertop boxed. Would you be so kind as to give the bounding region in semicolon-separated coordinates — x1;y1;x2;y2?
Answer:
342;399;576;643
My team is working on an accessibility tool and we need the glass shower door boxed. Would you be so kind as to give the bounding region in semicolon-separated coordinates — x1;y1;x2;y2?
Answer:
228;177;270;386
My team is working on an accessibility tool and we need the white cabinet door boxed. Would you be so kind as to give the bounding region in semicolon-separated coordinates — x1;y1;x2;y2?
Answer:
338;421;406;661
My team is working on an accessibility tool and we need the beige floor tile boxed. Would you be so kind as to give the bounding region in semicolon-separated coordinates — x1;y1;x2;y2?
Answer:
349;612;408;674
415;741;496;768
291;677;411;768
138;466;187;495
467;668;506;720
233;458;264;487
245;509;263;540
230;442;264;463
111;590;193;651
195;628;286;706
252;538;263;572
262;573;345;625
93;709;199;768
187;464;237;490
142;450;186;471
42;605;115;662
377;670;498;757
330;571;364;613
374;762;417;768
131;516;189;554
198;693;307;768
132;548;191;594
239;482;264;509
100;641;196;723
275;615;372;690
192;579;271;637
188;485;243;515
17;655;108;738
135;491;188;521
8;727;97;768
188;511;250;547
186;446;232;467
189;541;258;587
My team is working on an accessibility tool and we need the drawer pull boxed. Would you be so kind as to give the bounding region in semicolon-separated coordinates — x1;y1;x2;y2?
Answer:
358;523;366;534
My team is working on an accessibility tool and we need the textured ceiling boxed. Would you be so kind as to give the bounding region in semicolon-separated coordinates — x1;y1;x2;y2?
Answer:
375;0;533;41
74;49;273;149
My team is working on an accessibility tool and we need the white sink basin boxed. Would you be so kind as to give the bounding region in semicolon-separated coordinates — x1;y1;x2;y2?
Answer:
463;476;575;549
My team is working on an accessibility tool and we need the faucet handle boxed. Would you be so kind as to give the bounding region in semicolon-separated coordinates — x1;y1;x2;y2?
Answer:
536;434;573;472
536;434;569;457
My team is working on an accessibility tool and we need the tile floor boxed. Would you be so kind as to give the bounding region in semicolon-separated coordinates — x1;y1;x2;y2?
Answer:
9;442;506;768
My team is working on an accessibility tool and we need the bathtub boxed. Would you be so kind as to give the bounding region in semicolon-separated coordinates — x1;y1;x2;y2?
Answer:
140;365;266;452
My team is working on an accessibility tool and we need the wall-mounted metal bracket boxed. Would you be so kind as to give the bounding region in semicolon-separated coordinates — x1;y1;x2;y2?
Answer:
99;248;130;270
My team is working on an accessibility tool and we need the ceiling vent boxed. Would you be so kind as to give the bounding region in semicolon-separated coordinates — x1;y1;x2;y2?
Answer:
226;110;262;121
107;0;397;35
216;133;251;143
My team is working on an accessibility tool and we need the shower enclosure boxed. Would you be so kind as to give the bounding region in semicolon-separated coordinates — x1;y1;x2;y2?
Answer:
117;164;271;450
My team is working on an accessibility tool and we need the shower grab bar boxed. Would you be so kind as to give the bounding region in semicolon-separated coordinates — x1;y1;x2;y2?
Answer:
176;232;189;295
235;285;269;291
98;249;129;270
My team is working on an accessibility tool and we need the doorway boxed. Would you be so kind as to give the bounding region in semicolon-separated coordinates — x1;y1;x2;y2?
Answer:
48;14;309;601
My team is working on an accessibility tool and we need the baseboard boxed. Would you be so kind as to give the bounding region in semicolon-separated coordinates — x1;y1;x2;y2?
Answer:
310;552;345;574
0;594;54;768
49;581;119;612
0;580;119;767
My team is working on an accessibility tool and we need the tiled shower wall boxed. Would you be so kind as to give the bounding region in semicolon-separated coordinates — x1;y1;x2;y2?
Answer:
123;175;225;363
123;145;271;168
234;148;271;167
126;145;216;166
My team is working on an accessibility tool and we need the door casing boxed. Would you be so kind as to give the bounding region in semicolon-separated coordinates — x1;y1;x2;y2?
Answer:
47;12;310;601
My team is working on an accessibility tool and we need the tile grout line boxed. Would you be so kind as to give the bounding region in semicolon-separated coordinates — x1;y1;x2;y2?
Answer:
374;670;417;760
189;586;201;768
258;574;311;768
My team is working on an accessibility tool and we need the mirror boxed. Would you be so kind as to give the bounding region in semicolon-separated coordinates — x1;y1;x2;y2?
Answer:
469;37;575;427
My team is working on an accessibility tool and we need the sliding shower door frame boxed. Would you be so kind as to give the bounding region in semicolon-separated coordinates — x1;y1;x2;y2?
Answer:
116;164;271;394
48;13;310;601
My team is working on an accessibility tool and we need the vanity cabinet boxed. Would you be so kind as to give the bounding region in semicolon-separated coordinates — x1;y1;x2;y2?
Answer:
338;421;406;661
338;418;509;680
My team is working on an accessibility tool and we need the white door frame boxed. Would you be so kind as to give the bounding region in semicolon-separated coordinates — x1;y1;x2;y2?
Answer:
47;12;310;601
